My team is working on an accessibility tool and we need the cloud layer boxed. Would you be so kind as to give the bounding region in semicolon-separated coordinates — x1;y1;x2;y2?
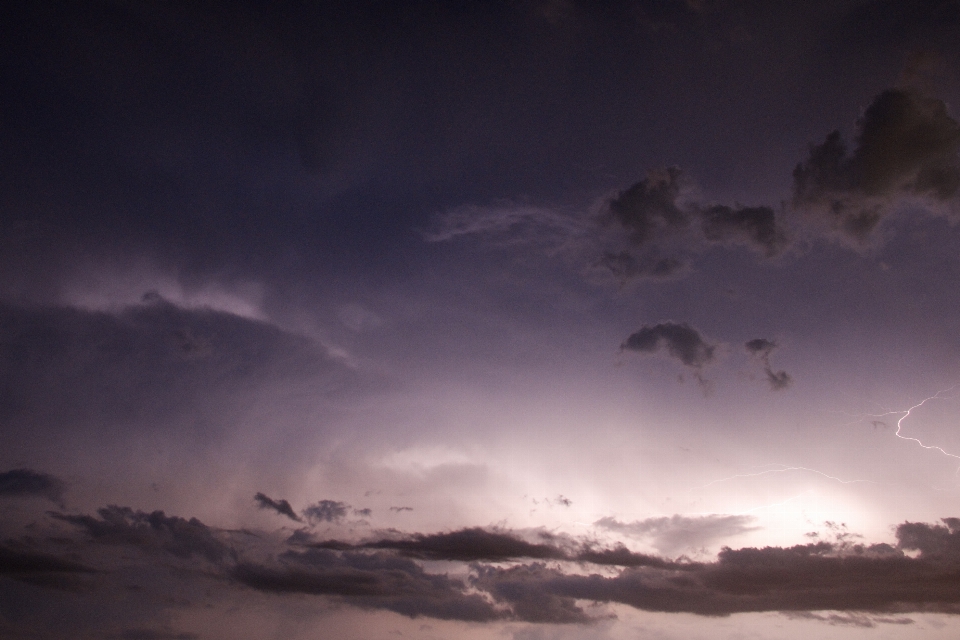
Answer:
14;501;960;628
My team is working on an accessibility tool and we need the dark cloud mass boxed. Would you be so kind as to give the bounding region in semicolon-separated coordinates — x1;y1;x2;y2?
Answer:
0;468;64;502
233;548;502;622
0;543;96;589
313;527;568;562
605;168;689;247
51;506;231;564
13;504;960;625
793;88;960;239
621;322;715;369
254;493;302;522
303;500;349;523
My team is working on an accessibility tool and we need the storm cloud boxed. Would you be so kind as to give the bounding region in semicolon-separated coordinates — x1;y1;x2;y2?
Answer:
621;322;716;370
302;500;349;524
312;527;568;562
254;493;302;523
605;167;689;247
0;468;65;503
15;503;960;625
793;88;960;240
51;506;232;564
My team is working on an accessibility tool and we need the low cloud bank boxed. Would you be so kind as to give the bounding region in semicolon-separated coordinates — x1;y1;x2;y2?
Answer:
14;504;960;625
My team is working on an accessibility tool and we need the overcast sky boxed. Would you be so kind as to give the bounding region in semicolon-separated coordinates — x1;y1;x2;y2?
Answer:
4;1;960;638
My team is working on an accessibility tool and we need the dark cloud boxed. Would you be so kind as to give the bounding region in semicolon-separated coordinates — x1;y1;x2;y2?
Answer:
254;493;302;523
302;499;349;524
604;168;690;247
0;468;64;503
0;543;96;589
699;204;787;256
473;533;960;620
897;517;960;558
51;506;231;564
793;88;960;240
621;322;716;370
744;338;792;391
234;548;502;622
576;544;682;570
595;515;758;556
17;505;960;624
313;528;568;562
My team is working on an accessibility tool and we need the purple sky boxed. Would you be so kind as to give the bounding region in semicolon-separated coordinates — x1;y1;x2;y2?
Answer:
4;1;960;638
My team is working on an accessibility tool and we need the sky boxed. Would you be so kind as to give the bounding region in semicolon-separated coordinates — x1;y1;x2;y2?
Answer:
4;1;960;638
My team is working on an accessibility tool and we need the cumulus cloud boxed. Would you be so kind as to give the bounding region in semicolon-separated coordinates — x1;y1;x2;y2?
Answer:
793;88;960;240
744;338;792;390
254;493;302;522
621;322;716;374
0;468;65;503
595;514;758;556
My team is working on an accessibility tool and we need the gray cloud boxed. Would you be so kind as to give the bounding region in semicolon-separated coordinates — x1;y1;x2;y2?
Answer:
595;514;758;556
51;506;232;564
302;500;349;524
254;493;302;523
793;88;960;240
745;338;792;391
621;322;716;370
604;167;689;247
0;468;65;503
17;504;960;625
312;528;569;562
233;548;502;622
473;528;960;621
0;543;97;590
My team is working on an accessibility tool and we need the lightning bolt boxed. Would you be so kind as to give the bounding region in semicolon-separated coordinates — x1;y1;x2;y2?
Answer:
690;464;871;491
859;386;960;470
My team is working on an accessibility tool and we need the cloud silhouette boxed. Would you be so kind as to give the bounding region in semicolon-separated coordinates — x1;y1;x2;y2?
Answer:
793;88;960;240
621;322;716;370
0;468;65;503
254;493;302;522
